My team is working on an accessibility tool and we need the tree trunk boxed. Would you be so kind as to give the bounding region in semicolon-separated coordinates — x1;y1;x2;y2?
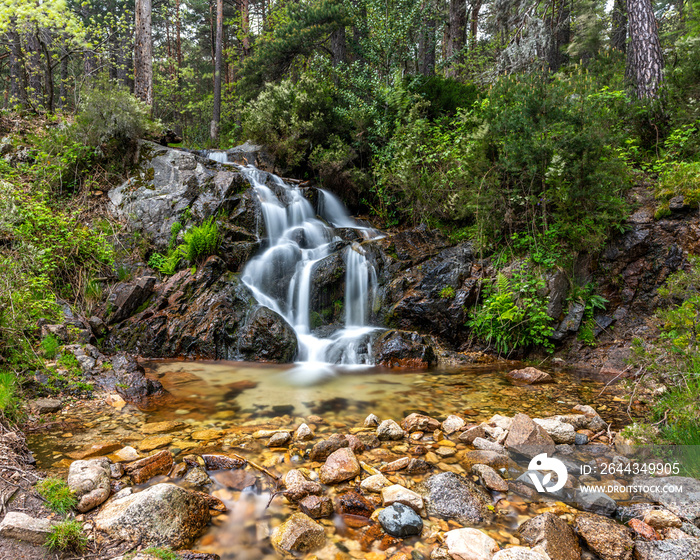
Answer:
626;0;663;98
611;0;627;53
211;0;223;143
176;0;183;68
469;0;482;49
447;0;467;77
331;26;347;66
241;0;251;57
418;11;436;76
26;32;43;109
38;30;54;113
548;0;571;72
8;27;27;107
134;0;153;106
58;37;69;109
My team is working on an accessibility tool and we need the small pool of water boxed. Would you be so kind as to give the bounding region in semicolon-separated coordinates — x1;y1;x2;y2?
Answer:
27;360;636;560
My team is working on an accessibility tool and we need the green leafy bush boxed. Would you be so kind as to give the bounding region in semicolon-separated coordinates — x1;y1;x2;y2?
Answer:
36;478;77;515
45;519;87;552
0;372;19;420
149;218;219;275
39;334;61;359
468;271;554;356
73;76;158;148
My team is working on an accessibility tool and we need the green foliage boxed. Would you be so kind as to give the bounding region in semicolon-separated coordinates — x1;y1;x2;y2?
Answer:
631;257;700;446
405;75;479;121
39;334;61;359
468;271;554;356
127;547;179;560
73;76;159;148
45;519;87;553
570;283;608;347
439;286;456;299
0;372;20;420
169;221;183;251
148;218;219;275
36;478;77;515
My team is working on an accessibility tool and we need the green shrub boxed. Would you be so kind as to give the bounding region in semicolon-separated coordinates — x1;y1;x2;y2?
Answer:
73;75;158;148
36;478;77;515
45;519;87;552
439;286;456;299
0;372;19;420
39;334;61;359
468;271;554;356
182;217;219;263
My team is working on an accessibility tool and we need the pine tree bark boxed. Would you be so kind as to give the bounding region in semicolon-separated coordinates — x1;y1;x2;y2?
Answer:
418;13;436;76
8;27;27;107
26;32;43;109
469;0;482;50
211;0;223;142
547;0;570;72
611;0;627;53
447;0;467;77
626;0;663;98
331;26;347;66
134;0;153;106
241;0;251;57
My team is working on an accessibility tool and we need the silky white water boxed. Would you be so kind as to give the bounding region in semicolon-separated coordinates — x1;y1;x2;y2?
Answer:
206;152;381;373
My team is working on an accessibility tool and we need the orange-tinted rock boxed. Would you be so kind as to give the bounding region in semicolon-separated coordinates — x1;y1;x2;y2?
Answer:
124;450;174;484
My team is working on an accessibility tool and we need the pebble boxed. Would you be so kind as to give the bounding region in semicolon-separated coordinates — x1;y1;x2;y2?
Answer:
361;473;391;493
377;420;404;441
378;503;423;538
381;484;424;514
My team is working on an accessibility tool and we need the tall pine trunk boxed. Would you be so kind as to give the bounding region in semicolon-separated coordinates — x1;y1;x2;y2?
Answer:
211;0;223;143
447;0;466;77
627;0;663;98
8;27;27;108
134;0;153;106
611;0;627;53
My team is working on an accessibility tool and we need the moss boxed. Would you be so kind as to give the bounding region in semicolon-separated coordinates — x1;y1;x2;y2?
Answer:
309;311;323;329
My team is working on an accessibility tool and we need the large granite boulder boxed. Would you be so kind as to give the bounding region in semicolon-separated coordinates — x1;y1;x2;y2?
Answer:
67;458;112;512
94;483;211;548
108;141;256;249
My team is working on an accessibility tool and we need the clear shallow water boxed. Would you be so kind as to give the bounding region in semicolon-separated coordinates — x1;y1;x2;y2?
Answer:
27;360;634;559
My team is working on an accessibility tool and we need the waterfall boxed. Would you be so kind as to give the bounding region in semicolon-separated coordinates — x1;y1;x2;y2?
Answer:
221;158;379;368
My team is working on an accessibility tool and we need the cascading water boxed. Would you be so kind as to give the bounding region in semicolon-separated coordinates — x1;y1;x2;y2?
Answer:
208;151;381;374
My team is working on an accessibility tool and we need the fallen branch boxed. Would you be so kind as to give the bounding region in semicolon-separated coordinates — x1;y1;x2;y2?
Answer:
227;452;280;482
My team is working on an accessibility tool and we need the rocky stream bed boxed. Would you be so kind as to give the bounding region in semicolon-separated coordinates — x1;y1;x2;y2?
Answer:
2;140;700;560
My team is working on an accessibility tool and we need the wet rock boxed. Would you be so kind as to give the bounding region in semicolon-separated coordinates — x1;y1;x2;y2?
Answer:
459;425;488;445
123;450;174;484
632;476;700;525
95;483;211;547
108;141;253;249
68;458;112;512
462;450;510;470
574;433;588;445
381;484;424;514
295;423;314;441
103;258;276;362
518;512;581;560
0;512;55;544
178;553;221;560
112;446;141;462
309;435;350;462
267;431;292;447
377;419;405;440
271;513;325;554
573;512;633;560
378;503;423;538
628;518;660;540
492;548;549;560
364;414;380;427
472;464;509;493
238;306;298;362
372;330;437;368
106;276;156;325
361;474;391;493
472;437;505;454
283;469;323;501
30;398;62;414
407;458;431;474
183;466;212;487
442;415;466;434
402;413;441;433
138;435;173;452
533;418;576;444
633;539;700;560
504;413;556;457
110;463;124;478
319;448;361;484
506;367;553;385
67;441;123;460
109;352;165;404
214;469;257;491
202;454;246;470
336;491;375;517
444;528;500;560
551;302;585;341
575;491;617;517
643;509;682;529
380;457;410;472
424;472;489;524
299;495;334;519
